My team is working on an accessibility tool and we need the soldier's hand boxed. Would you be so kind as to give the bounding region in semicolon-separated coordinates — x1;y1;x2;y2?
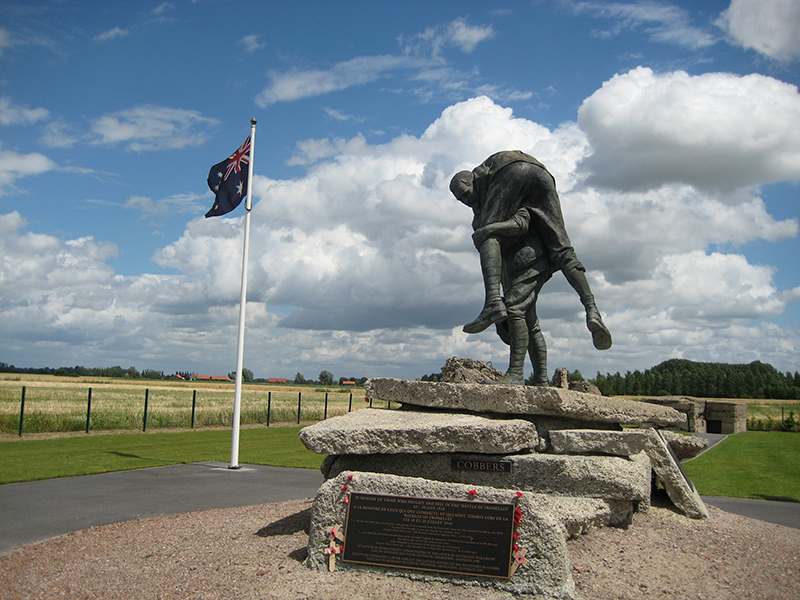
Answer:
472;227;490;248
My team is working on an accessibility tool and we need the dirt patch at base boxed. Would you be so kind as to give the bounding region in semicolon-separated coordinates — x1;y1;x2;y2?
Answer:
1;499;797;599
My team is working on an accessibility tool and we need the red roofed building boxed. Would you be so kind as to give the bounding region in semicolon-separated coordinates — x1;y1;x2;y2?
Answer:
191;374;233;382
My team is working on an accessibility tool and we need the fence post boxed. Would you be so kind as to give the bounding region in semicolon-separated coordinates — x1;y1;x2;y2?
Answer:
324;392;328;420
143;389;150;432
297;392;302;424
348;392;353;412
18;386;26;436
191;390;197;429
266;391;271;427
85;388;92;434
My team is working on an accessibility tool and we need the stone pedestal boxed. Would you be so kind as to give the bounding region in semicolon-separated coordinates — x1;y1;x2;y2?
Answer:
299;378;708;599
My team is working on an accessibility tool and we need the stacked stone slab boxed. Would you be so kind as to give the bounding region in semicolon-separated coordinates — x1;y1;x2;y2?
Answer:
549;429;707;519
304;409;652;523
364;378;687;428
300;378;708;598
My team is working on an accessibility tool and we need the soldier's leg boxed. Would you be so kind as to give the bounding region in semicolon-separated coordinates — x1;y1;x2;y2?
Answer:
524;168;612;351
490;314;527;385
526;306;550;387
463;237;507;334
562;264;612;351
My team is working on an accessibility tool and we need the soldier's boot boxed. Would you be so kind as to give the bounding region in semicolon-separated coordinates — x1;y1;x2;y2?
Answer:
563;266;612;350
463;238;507;334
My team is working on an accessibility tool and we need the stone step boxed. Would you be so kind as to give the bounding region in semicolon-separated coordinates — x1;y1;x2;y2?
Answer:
365;378;687;428
323;451;651;516
299;408;539;455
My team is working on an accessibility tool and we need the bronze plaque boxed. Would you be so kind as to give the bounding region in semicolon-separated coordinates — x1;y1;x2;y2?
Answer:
342;492;515;578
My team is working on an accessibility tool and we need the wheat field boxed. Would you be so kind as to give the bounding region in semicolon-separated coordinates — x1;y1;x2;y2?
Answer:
0;375;375;435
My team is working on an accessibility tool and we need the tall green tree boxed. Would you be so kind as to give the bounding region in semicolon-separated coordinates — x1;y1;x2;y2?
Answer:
228;368;254;382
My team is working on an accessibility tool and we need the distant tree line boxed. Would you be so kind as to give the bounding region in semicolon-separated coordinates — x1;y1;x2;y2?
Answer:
0;363;158;379
14;357;798;399
592;359;800;399
292;371;368;386
0;363;373;386
0;363;56;376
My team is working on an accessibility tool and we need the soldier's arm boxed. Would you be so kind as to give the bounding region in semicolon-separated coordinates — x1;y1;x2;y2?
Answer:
472;207;530;248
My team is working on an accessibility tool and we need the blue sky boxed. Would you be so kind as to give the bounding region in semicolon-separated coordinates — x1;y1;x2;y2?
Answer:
1;0;799;381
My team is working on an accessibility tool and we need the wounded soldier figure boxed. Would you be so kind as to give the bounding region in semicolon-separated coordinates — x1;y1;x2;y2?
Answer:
451;150;612;385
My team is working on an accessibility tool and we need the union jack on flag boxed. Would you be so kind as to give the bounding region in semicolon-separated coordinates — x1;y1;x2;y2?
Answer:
205;135;251;217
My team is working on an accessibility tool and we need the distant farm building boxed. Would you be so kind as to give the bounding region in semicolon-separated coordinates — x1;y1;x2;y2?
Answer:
342;380;356;386
268;377;287;383
191;374;233;382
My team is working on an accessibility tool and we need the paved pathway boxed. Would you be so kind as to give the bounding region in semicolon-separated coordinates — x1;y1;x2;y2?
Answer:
0;463;322;555
1;461;796;556
702;495;800;529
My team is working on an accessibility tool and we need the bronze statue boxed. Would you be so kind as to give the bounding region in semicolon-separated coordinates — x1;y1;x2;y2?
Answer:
451;150;612;385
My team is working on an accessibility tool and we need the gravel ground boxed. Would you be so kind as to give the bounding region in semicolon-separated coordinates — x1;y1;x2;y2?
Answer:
1;498;798;600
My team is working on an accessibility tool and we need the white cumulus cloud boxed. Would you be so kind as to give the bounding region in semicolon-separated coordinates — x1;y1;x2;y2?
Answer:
2;84;798;377
577;67;800;191
153;93;797;373
717;0;800;62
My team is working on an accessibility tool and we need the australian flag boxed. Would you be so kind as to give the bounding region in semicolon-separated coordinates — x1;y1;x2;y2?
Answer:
205;135;251;217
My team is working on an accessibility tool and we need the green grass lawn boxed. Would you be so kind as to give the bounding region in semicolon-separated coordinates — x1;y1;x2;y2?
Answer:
2;428;798;504
683;431;800;502
0;426;323;484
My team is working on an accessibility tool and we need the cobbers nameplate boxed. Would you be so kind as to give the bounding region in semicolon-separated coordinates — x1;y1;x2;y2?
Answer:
451;457;512;473
342;492;516;578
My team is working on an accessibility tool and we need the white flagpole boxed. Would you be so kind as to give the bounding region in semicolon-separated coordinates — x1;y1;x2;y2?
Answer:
230;118;257;469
